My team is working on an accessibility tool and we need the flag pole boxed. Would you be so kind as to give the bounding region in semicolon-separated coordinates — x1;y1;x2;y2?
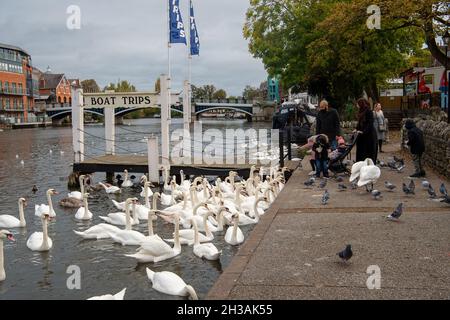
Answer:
167;0;171;122
187;0;192;126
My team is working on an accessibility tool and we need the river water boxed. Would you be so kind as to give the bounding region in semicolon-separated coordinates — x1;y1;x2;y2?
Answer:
0;118;271;300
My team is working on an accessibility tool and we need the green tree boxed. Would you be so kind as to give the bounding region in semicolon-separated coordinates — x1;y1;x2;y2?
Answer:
154;78;160;93
242;85;263;101
104;80;136;92
212;89;227;100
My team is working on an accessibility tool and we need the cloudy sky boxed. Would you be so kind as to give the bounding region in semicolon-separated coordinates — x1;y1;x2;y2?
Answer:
0;0;267;96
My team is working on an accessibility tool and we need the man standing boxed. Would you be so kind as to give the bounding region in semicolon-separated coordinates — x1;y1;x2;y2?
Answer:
404;119;426;177
316;100;341;150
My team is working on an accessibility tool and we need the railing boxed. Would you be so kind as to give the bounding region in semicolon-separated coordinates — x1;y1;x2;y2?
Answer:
193;98;253;104
0;87;25;95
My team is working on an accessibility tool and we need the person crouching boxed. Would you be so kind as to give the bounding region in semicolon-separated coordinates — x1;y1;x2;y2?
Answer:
312;134;331;178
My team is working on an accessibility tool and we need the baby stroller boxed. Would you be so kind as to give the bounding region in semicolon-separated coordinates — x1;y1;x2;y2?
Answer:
328;132;359;175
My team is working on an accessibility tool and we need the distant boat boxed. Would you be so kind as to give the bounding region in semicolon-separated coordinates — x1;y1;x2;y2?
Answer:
153;114;161;118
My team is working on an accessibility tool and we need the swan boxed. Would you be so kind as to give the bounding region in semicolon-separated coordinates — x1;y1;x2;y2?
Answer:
99;182;121;194
0;198;27;228
225;214;244;246
58;197;82;208
357;158;381;187
109;200;147;246
67;175;86;200
73;223;121;240
100;198;139;226
27;213;53;251
349;160;367;182
139;178;154;198
146;268;198;300
75;193;93;220
126;214;181;263
121;170;133;187
191;218;221;260
160;181;176;206
35;189;58;217
178;170;191;192
165;209;219;245
87;288;126;300
163;168;172;192
236;196;267;226
0;230;15;281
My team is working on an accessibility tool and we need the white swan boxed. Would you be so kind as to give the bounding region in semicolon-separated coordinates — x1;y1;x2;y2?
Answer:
0;198;27;228
126;214;181;263
99;182;121;194
27;213;53;251
163;168;172;192
109;200;147;246
160;181;176;206
67;175;86;200
75;193;93;220
236;196;267;226
87;288;126;300
357;158;381;187
192;218;221;260
35;189;58;217
225;214;244;245
121;169;133;187
0;230;15;281
73;223;121;240
140;178;154;198
349;160;367;182
146;268;198;300
99;198;140;226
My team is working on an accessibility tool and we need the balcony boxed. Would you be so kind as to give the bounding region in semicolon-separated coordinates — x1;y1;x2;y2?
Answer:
0;87;25;95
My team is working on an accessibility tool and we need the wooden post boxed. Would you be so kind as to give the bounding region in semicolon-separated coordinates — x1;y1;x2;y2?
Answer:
104;107;115;155
183;80;190;133
160;74;170;167
147;137;159;183
71;87;84;163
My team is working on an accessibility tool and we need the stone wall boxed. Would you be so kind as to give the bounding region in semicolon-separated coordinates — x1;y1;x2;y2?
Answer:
401;110;450;178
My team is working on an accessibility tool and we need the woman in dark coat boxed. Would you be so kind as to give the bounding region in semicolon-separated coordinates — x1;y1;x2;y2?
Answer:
355;98;377;162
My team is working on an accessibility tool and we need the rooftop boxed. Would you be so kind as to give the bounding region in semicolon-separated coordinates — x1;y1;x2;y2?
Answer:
0;43;30;57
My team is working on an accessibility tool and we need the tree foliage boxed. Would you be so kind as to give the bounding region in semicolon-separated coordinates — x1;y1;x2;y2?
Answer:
104;80;136;92
244;0;448;109
191;84;227;100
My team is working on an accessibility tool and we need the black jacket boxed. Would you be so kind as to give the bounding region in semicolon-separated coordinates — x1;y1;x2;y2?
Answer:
316;108;341;142
406;126;425;155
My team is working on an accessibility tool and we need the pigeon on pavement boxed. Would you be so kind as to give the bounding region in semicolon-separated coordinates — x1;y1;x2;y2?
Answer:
319;179;327;189
384;181;396;192
321;189;330;205
371;190;382;200
387;203;403;221
427;184;437;199
439;183;448;197
337;245;353;261
304;177;315;187
338;183;347;191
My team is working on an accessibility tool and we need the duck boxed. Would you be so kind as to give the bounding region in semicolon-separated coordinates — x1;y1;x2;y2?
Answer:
74;193;93;220
224;214;244;245
35;189;58;217
27;213;53;251
0;198;27;228
145;268;198;299
32;185;38;194
98;182;121;194
0;230;15;281
121;170;133;187
87;288;127;300
191;218;221;260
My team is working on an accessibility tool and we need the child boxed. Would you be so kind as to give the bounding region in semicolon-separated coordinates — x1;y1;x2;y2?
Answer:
329;136;347;161
404;119;425;177
300;134;328;175
312;134;331;178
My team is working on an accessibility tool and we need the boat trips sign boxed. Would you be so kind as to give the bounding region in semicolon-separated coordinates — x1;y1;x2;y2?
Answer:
83;92;159;108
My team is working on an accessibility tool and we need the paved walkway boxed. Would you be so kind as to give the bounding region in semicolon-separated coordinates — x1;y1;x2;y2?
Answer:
207;134;450;299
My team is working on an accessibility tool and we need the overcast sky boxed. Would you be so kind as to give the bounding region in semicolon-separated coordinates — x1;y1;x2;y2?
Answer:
0;0;267;96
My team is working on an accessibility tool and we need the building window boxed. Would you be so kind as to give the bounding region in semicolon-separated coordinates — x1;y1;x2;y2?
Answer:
64;97;67;103
0;97;3;109
0;62;7;71
13;98;18;109
18;98;23;109
0;80;2;92
4;81;9;93
58;96;62;103
18;83;23;94
5;98;10;109
12;83;17;94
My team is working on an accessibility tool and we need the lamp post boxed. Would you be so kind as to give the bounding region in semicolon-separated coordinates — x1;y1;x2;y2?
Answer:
443;30;450;123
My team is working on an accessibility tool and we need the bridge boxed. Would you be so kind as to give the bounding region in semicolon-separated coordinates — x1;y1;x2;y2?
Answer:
44;98;266;125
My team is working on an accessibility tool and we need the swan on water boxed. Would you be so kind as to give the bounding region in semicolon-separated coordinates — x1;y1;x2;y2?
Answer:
35;189;58;217
67;175;86;200
0;230;15;281
191;218;221;260
98;182;121;194
0;198;27;228
75;193;93;220
146;268;198;300
27;213;53;252
99;198;140;226
109;200;147;246
224;214;244;246
121;170;133;187
87;288;127;300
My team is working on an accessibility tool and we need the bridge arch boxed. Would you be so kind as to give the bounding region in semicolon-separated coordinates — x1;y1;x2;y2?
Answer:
114;105;183;117
48;108;104;120
194;106;253;116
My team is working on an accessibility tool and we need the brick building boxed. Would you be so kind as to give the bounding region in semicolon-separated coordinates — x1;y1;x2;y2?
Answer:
0;43;34;122
38;67;72;105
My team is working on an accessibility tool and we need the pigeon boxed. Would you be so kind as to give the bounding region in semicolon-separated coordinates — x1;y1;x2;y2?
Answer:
304;177;315;187
441;195;450;204
319;179;327;189
337;183;347;191
337;244;353;261
393;156;404;165
335;176;344;183
427;184;437;199
321;189;330;205
384;181;396;191
421;180;430;189
387;203;403;220
396;164;405;173
403;179;415;195
439;183;448;197
350;181;358;190
32;185;38;193
365;183;374;193
371;190;382;200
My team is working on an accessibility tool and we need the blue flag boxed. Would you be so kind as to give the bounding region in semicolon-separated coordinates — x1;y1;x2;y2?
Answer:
189;0;200;55
169;0;186;44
